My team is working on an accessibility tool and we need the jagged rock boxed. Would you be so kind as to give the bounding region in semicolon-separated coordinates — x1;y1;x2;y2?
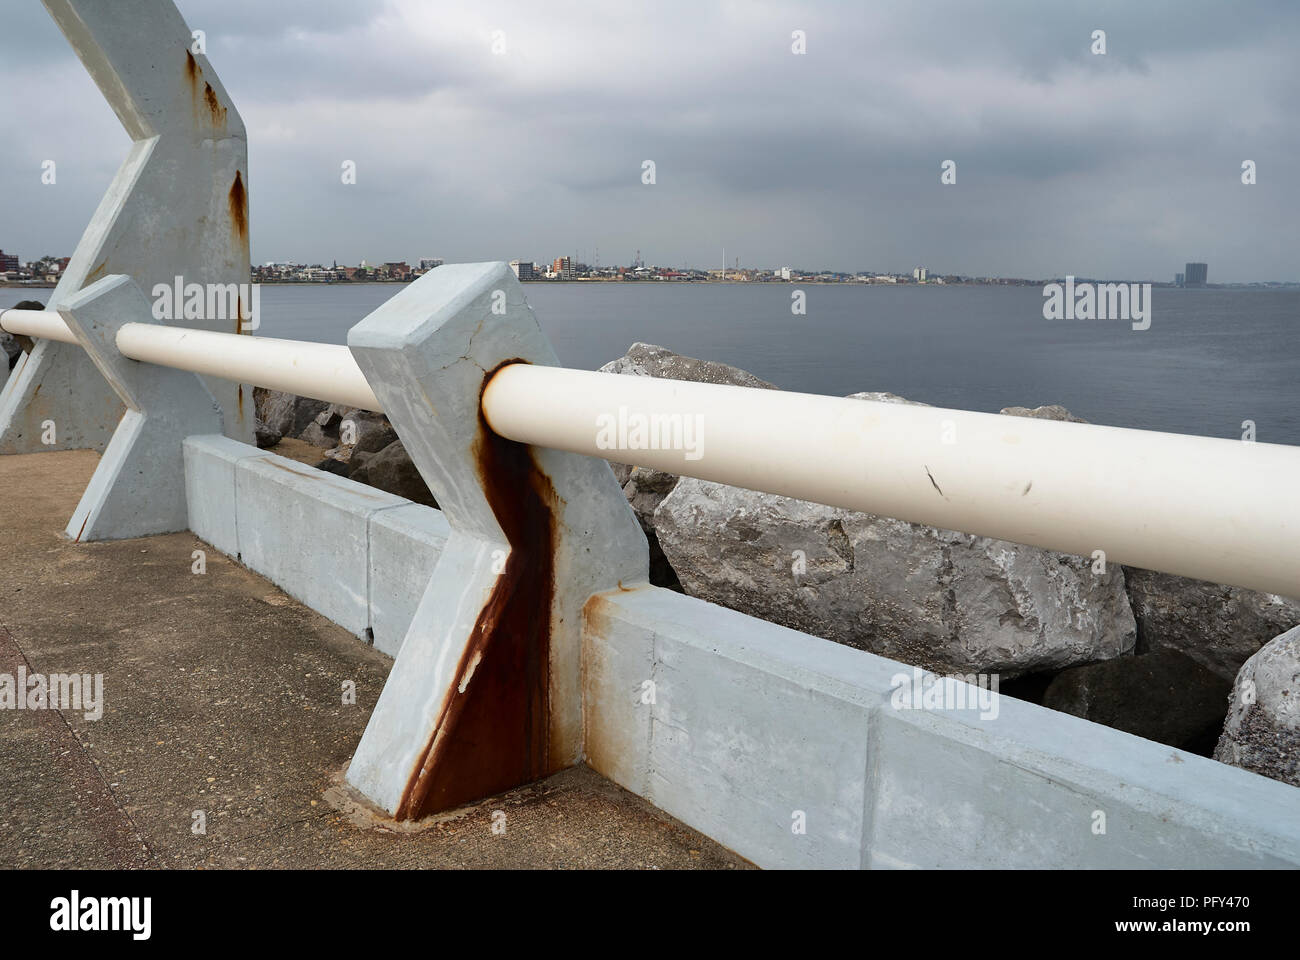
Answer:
348;439;436;508
1214;625;1300;786
598;341;780;390
254;388;328;438
621;466;682;590
314;457;350;478
850;391;922;405
1124;569;1300;681
1042;649;1231;753
999;404;1089;423
623;466;679;522
346;413;398;457
299;405;345;447
253;419;281;449
300;421;337;448
655;475;1134;677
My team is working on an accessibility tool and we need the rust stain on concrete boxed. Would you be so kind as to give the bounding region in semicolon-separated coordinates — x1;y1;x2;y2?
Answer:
202;81;227;127
228;171;247;244
395;360;557;819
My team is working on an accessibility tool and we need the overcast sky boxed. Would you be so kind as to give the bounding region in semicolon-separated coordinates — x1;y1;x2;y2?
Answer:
2;0;1297;281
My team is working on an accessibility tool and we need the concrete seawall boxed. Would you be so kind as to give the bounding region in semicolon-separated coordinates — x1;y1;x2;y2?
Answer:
182;434;1300;869
185;435;446;656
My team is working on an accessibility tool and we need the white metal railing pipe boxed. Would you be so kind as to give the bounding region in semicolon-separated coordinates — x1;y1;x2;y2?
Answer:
113;323;380;412
0;308;81;345
483;363;1300;598
0;309;379;412
9;305;1300;596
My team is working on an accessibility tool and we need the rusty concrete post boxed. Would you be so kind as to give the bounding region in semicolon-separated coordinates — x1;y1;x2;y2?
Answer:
343;262;648;818
58;275;223;541
0;0;253;455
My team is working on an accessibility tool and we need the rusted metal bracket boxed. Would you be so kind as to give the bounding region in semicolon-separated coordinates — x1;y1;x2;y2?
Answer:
344;262;648;818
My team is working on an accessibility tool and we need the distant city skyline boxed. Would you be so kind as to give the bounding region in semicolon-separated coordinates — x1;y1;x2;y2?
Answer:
13;248;1297;289
3;2;1298;283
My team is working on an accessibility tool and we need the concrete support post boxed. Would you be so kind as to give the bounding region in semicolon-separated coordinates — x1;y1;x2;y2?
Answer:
343;262;648;819
58;275;222;541
0;0;253;455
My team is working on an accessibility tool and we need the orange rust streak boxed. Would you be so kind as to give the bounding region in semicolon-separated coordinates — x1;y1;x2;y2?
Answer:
228;172;248;244
394;361;557;820
202;82;227;127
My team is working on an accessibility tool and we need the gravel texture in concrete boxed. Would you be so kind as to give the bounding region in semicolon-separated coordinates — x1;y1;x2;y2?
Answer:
0;450;749;870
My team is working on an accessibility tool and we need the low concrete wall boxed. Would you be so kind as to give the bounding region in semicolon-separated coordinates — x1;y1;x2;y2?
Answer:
583;586;1300;869
183;435;447;656
181;434;1300;868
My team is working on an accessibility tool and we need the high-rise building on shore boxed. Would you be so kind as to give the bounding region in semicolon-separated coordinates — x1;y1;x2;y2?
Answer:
1184;262;1208;287
1175;272;1185;286
552;256;573;279
510;260;536;281
0;249;19;273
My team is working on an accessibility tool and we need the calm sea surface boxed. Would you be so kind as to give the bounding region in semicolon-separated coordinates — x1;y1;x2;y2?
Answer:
5;282;1296;445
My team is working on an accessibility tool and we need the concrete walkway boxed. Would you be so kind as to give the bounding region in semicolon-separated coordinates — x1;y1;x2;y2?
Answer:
0;450;748;869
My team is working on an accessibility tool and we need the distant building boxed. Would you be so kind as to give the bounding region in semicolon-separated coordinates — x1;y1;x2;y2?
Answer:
1175;272;1185;286
510;260;536;281
1184;262;1208;287
777;266;791;281
383;261;411;280
0;250;19;273
419;258;443;271
913;266;928;282
552;256;573;280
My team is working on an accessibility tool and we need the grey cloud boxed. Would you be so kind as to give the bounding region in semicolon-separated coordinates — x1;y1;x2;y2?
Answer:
1;0;1297;281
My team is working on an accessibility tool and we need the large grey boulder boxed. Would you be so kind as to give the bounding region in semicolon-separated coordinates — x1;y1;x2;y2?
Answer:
599;341;779;390
998;404;1088;423
1214;625;1300;787
254;387;328;438
1124;569;1300;681
618;466;682;589
304;405;398;464
654;474;1136;678
348;438;436;508
1043;649;1231;752
253;419;281;449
